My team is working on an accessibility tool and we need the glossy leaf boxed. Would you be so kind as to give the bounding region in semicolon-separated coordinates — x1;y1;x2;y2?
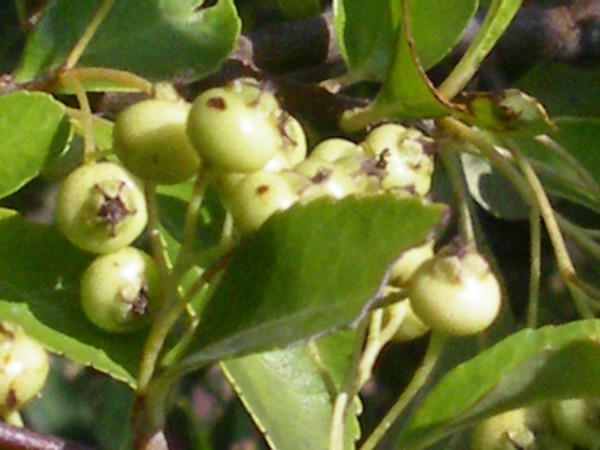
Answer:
395;320;600;449
0;91;71;199
0;214;146;387
340;1;456;130
461;153;528;220
15;0;241;83
333;0;477;81
222;330;362;450
178;195;445;370
515;118;600;212
516;62;600;117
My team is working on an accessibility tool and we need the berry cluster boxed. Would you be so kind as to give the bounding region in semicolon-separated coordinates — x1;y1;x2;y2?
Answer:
53;76;503;343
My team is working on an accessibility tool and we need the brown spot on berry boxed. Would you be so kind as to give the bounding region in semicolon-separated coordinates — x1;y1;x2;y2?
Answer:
376;149;391;170
256;185;270;195
311;168;332;184
6;387;18;410
207;97;226;110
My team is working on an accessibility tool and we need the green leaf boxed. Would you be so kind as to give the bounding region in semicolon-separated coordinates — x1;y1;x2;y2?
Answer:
0;91;71;199
0;214;146;387
333;0;477;81
15;0;241;83
179;195;445;370
515;118;600;212
340;0;457;130
396;320;600;449
516;62;600;118
461;152;528;220
222;330;362;450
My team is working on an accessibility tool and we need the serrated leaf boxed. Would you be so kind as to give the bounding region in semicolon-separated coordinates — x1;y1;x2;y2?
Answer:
178;195;445;370
515;118;600;212
461;153;528;220
395;320;600;449
333;0;477;81
0;91;71;199
222;330;362;450
15;0;241;83
0;214;146;387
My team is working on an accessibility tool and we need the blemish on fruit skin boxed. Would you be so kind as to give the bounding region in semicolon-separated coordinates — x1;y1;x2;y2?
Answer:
311;168;332;184
6;387;17;409
207;97;226;110
256;185;270;195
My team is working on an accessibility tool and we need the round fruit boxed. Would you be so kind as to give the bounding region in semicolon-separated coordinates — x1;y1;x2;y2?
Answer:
113;99;200;184
228;171;298;235
310;138;363;164
408;247;501;336
471;407;573;450
187;87;282;173
386;300;430;343
295;158;356;200
80;247;161;333
389;240;435;287
551;398;600;447
278;112;307;166
361;123;434;196
0;323;49;416
55;162;148;254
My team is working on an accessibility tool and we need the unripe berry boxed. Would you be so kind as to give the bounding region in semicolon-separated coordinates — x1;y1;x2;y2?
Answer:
551;398;600;447
228;171;299;235
408;247;501;336
113;99;200;184
471;407;573;450
187;87;282;173
80;247;161;333
361;123;434;196
389;240;435;287
55;162;147;254
0;323;49;416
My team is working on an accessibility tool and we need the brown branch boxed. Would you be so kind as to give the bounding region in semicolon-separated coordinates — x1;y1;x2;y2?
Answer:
0;421;94;450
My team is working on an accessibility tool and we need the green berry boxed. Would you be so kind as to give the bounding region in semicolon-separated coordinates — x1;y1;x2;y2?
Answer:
187;87;282;173
389;240;435;287
0;323;49;416
295;158;356;200
551;398;600;447
228;171;298;234
361;124;434;195
55;162;148;254
386;300;430;343
408;247;501;336
113;99;200;184
310;138;363;164
471;406;573;450
80;247;161;333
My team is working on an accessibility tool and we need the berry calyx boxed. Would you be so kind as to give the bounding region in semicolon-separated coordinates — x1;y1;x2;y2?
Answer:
0;323;49;416
80;247;161;333
408;247;501;336
113;99;200;184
